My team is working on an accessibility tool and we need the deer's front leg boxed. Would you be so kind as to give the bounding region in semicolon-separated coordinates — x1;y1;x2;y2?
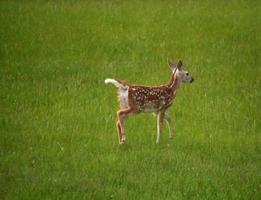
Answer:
116;108;133;144
156;111;164;144
164;113;174;139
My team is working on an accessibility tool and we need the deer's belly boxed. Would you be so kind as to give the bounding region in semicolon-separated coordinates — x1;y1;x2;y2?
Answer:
143;106;158;112
137;100;164;112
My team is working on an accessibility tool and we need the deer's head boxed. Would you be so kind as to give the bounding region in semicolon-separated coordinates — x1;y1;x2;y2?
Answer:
168;59;194;83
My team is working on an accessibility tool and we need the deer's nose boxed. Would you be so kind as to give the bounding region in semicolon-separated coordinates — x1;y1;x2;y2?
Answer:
190;77;194;83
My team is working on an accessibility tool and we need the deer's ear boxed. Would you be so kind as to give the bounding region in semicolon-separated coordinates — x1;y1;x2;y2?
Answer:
176;60;182;70
167;58;175;70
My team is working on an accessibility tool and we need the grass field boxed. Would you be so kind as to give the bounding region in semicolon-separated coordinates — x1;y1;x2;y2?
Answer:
0;0;260;199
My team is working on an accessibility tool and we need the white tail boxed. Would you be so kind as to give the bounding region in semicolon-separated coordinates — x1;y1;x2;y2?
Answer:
105;78;123;88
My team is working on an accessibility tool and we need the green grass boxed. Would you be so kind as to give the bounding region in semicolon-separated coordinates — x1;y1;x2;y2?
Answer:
0;0;260;199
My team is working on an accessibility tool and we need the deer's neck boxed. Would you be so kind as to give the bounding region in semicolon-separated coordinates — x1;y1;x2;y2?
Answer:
167;73;181;93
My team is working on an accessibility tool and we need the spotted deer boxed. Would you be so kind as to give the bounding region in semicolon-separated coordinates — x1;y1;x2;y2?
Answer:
105;59;194;144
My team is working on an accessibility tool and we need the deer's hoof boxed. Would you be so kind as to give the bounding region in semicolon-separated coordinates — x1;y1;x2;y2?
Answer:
119;140;125;145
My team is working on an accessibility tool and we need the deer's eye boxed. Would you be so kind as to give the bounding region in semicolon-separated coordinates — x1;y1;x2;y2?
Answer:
186;72;189;76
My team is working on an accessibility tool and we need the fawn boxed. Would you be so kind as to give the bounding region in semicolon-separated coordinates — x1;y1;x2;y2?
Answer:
105;59;194;144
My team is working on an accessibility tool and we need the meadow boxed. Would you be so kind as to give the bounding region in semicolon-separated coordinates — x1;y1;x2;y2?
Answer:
0;0;260;199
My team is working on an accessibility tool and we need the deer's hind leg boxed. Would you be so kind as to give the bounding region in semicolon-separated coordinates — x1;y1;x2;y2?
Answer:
116;107;134;144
